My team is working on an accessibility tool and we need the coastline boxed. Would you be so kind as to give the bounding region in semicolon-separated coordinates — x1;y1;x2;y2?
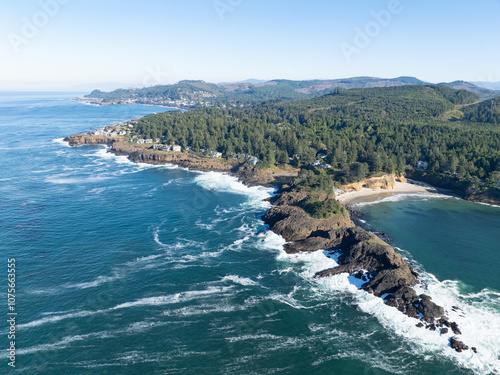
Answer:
63;133;474;353
337;180;452;205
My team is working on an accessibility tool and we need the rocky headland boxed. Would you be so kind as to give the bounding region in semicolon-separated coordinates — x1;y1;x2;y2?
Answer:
64;133;473;352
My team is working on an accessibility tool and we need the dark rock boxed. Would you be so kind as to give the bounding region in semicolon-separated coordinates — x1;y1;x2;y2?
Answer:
441;328;449;335
450;337;469;353
416;323;424;328
417;295;444;319
472;347;477;353
450;322;462;335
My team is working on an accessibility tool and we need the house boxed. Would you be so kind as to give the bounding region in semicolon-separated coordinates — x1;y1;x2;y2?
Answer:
199;148;207;154
155;138;160;143
172;145;182;152
110;132;117;136
317;153;327;159
137;139;145;144
319;163;332;170
247;156;258;165
313;160;321;166
236;153;247;159
119;131;127;136
417;161;429;170
209;151;222;158
161;146;171;152
151;144;162;149
145;139;153;144
186;146;192;151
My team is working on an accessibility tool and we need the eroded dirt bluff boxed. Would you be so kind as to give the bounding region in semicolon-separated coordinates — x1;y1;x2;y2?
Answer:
263;186;467;350
340;175;407;192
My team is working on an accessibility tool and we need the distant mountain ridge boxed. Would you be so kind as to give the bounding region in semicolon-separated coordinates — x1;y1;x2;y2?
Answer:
83;76;500;106
471;81;500;91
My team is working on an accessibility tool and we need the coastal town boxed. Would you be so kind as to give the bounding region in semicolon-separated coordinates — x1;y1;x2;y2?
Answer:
87;122;260;165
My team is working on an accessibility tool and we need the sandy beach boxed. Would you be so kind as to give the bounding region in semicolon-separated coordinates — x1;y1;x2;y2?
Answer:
336;180;447;205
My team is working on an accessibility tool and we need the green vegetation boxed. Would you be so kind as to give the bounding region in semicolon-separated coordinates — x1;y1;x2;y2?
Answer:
298;195;347;218
130;85;500;190
462;97;500;124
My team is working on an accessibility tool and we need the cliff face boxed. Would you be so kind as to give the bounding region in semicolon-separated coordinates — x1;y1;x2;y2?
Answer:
340;175;406;192
63;134;126;147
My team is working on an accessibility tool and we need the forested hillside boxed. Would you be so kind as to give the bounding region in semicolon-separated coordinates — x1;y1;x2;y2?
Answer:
131;85;500;187
462;97;500;124
85;77;499;106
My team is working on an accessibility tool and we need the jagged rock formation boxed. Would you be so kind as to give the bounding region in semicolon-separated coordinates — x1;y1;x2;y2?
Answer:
263;186;469;352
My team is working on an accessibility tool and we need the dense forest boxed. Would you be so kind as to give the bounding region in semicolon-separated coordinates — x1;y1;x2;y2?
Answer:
462;96;500;124
130;85;500;187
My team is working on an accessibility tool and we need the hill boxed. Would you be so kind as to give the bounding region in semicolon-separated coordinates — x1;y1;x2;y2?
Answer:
82;76;499;107
461;96;500;124
127;85;500;188
439;80;500;100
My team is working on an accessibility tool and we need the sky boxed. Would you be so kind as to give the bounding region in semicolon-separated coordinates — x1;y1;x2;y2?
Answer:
0;0;499;90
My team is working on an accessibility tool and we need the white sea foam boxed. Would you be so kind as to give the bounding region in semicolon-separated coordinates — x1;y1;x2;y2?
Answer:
19;286;234;330
220;275;257;286
275;240;500;374
52;138;70;147
194;171;274;209
28;273;124;295
45;175;112;184
353;192;453;207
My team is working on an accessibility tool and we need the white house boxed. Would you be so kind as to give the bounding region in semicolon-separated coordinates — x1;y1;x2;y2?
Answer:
209;151;222;158
417;161;429;170
247;156;258;165
172;145;182;152
137;139;145;144
145;139;153;144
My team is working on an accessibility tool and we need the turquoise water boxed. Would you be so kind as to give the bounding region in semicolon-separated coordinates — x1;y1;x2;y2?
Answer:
1;93;499;374
356;197;500;294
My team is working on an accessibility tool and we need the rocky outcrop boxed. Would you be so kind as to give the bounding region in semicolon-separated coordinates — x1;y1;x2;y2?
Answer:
63;134;126;147
450;337;469;353
465;186;500;206
263;185;469;351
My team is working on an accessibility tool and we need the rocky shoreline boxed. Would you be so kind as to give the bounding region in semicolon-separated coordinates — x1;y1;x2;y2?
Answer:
64;133;474;353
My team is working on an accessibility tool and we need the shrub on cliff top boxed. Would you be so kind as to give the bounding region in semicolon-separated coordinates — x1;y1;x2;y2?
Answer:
298;195;347;219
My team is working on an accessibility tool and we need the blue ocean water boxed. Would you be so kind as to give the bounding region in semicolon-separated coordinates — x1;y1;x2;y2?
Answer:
1;93;499;374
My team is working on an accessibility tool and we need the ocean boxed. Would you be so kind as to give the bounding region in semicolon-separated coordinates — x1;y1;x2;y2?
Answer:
1;92;499;374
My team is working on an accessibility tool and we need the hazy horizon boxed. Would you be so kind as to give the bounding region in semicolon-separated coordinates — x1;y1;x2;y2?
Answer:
1;0;499;90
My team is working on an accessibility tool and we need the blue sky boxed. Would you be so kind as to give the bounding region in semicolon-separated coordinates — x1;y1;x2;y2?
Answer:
1;0;499;89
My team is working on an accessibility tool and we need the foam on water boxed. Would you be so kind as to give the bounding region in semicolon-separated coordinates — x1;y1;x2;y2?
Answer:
353;192;453;207
45;175;112;184
274;239;500;374
52;138;70;147
19;286;235;330
220;275;258;286
194;171;274;209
